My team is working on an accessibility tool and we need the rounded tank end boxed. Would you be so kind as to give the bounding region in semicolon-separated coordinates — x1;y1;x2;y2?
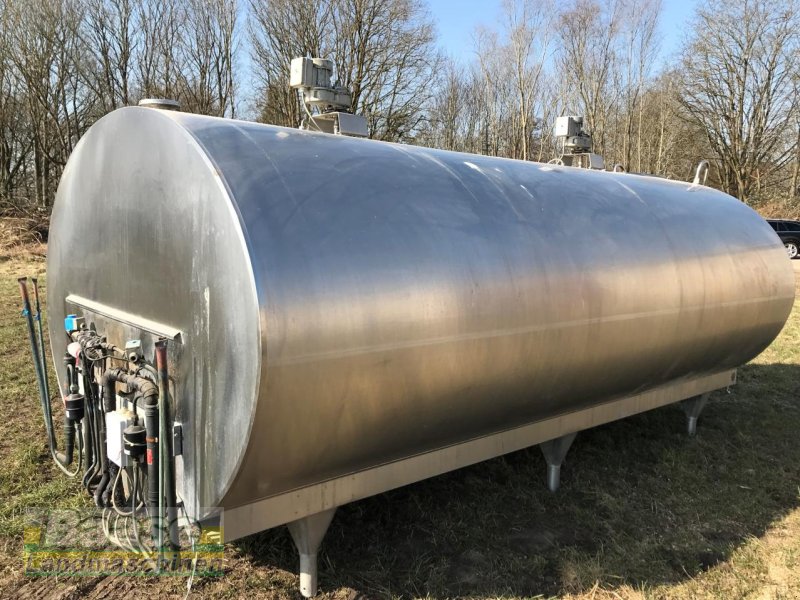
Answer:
138;98;181;111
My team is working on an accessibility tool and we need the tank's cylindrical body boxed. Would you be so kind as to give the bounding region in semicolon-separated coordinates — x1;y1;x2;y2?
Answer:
48;108;795;521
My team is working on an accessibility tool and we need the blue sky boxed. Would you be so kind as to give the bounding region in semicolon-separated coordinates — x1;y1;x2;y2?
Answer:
427;0;700;67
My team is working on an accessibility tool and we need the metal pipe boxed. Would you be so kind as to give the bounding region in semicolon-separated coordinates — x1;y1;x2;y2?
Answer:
30;278;52;428
20;277;85;477
155;339;179;550
693;160;709;185
143;391;160;548
18;278;55;452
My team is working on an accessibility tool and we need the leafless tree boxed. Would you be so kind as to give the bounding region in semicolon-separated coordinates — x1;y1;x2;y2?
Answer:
0;2;33;207
417;59;485;154
83;0;136;112
501;0;553;161
618;0;661;171
330;0;440;141
556;0;622;157
179;0;238;116
0;0;798;216
249;0;329;126
6;0;89;207
679;0;800;203
474;27;518;157
135;0;187;100
250;0;439;141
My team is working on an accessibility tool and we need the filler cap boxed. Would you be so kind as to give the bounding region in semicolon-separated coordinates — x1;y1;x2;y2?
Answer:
138;98;181;111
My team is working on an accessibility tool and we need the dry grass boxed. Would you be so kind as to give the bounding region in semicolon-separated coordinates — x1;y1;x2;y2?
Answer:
0;218;47;261
756;201;800;221
0;229;798;599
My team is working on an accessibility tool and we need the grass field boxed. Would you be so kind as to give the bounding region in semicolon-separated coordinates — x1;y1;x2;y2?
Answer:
1;222;798;599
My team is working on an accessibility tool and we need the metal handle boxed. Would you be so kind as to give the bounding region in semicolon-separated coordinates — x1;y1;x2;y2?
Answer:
693;161;709;185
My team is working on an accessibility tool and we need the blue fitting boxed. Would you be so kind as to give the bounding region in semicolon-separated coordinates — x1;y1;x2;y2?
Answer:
64;314;78;332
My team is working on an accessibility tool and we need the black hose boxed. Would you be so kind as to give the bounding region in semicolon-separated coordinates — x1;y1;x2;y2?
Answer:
80;369;100;490
94;409;111;506
104;462;126;507
94;470;110;507
93;367;118;506
59;418;75;466
56;355;77;467
81;379;101;490
91;399;103;481
89;360;106;488
84;413;94;472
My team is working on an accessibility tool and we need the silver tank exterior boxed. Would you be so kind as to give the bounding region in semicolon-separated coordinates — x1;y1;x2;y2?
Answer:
48;107;795;521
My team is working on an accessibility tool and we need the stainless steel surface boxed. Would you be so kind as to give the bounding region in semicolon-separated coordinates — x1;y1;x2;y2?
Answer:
287;509;336;598
48;107;795;529
65;294;182;340
540;432;577;493
681;393;710;436
222;369;736;539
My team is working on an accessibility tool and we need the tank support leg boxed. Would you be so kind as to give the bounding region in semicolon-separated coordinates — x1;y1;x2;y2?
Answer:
681;393;709;436
287;508;336;598
539;432;577;492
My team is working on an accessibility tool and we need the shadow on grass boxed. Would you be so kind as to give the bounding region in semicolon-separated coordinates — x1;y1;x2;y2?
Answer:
235;362;800;597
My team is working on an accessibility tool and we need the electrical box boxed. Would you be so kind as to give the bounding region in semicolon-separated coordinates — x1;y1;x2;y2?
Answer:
310;112;369;138
64;314;84;332
554;116;584;138
106;409;135;467
290;57;314;88
290;57;334;89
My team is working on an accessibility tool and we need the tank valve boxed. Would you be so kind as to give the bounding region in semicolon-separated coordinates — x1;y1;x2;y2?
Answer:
125;339;142;363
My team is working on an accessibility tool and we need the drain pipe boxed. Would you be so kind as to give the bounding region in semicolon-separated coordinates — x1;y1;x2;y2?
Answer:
19;278;84;477
155;340;179;550
16;277;86;477
31;280;50;399
30;278;56;446
143;383;161;550
18;278;57;454
59;352;80;466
